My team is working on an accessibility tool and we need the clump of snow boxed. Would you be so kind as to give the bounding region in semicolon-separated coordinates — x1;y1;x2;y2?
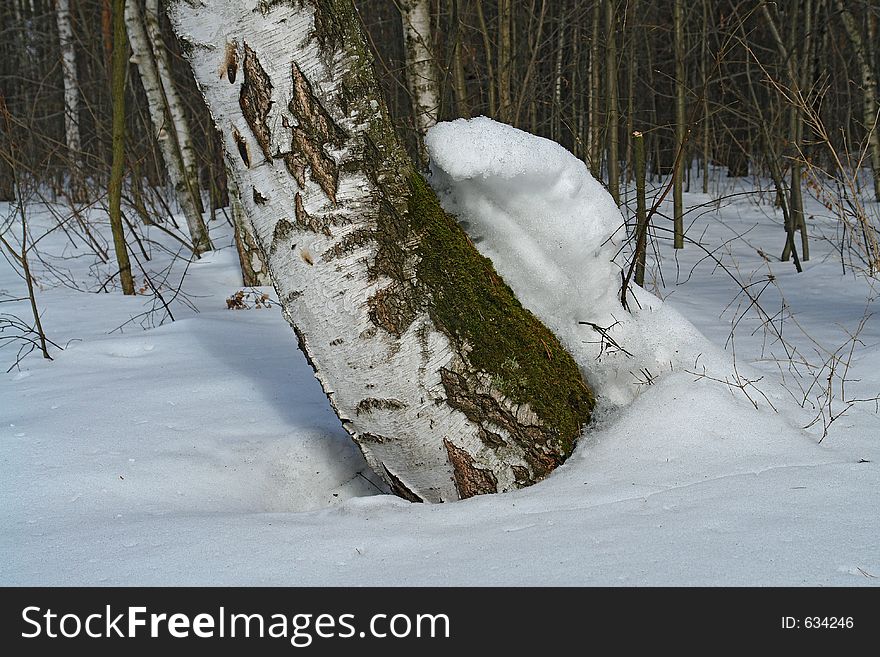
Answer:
427;117;732;409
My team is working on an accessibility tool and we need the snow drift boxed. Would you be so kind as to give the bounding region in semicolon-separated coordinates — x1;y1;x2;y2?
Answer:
427;117;731;410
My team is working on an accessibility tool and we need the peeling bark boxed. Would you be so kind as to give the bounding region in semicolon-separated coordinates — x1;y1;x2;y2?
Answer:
169;0;594;502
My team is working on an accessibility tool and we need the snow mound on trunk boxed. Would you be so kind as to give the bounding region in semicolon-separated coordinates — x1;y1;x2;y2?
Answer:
426;117;731;409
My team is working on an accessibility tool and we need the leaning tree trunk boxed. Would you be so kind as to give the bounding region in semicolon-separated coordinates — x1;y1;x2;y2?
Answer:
168;0;593;503
54;0;85;200
143;0;205;216
399;0;439;161
124;0;212;254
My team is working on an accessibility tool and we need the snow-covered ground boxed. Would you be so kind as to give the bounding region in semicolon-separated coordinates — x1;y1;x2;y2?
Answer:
2;121;878;586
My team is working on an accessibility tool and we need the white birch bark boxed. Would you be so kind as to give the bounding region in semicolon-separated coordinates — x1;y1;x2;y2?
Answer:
54;0;84;193
143;0;202;207
168;0;593;502
400;0;439;159
124;0;212;253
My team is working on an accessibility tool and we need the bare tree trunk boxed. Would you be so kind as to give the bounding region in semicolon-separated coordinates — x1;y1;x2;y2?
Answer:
143;0;204;215
124;0;212;254
552;3;566;142
701;0;710;194
400;0;439;160
109;0;135;295
54;0;85;199
625;0;637;184
475;0;496;117
497;0;513;123
589;0;602;177
836;0;880;202
168;0;594;503
605;0;619;205
633;130;647;286
763;0;809;262
512;0;547;127
673;0;685;248
450;0;470;118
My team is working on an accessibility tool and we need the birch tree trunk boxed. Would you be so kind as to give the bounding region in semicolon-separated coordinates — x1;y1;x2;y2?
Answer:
399;0;439;160
672;0;685;248
168;0;594;503
143;0;204;215
124;0;212;254
54;0;85;199
836;0;880;202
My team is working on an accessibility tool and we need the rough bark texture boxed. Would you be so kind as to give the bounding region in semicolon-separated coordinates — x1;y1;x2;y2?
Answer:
229;173;270;286
169;0;594;502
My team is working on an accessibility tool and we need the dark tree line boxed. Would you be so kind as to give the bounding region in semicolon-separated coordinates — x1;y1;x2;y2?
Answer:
2;0;879;271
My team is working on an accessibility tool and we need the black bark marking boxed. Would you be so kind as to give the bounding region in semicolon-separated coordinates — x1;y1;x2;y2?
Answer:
511;465;533;486
443;439;498;499
232;128;250;167
294;192;331;236
288;61;345;203
368;286;416;337
321;228;372;262
223;41;238;83
440;367;557;482
478;427;507;448
300;247;314;265
271;218;295;251
239;43;274;159
359;432;389;444
252;187;267;205
382;465;423;502
356;398;406;416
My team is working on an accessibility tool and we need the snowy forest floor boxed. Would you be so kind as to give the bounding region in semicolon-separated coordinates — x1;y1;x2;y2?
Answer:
1;174;878;586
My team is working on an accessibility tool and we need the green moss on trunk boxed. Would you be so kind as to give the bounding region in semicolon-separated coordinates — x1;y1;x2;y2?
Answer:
408;173;595;461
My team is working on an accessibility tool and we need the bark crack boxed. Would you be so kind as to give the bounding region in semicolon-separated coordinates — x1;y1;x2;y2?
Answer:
239;43;274;159
288;61;345;203
443;438;498;499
